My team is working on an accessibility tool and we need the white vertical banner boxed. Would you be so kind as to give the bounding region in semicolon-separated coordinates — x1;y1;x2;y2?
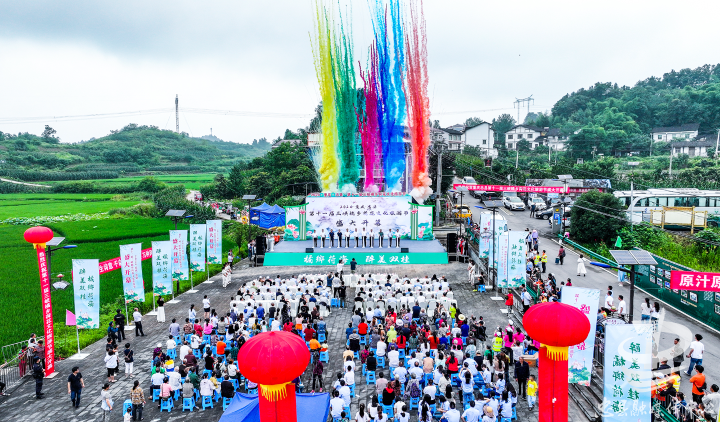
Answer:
507;231;527;288
561;286;600;386
170;230;189;281
152;241;173;296
497;233;509;288
189;224;207;272
206;220;222;264
478;213;491;258
120;243;145;303
72;259;100;329
491;220;507;268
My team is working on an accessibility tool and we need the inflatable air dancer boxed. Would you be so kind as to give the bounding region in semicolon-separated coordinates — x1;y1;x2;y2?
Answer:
237;331;311;422
523;302;590;422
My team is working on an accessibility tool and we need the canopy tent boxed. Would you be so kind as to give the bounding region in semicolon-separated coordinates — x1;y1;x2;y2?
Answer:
219;393;330;422
249;203;286;229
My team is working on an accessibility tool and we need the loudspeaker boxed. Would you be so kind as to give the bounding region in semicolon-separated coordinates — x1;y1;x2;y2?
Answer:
255;236;266;255
447;233;457;253
305;248;314;253
401;247;409;253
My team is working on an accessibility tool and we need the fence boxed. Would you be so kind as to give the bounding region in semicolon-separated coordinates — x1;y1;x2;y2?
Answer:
0;338;36;394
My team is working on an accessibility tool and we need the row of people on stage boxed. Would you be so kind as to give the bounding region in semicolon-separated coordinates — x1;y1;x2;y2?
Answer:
310;227;404;248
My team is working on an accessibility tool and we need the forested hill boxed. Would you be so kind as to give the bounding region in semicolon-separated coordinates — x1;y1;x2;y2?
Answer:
0;124;271;175
526;64;720;157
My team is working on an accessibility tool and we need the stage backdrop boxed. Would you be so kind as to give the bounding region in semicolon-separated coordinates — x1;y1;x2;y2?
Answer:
284;204;309;241
561;286;600;386
304;194;413;239
410;203;434;240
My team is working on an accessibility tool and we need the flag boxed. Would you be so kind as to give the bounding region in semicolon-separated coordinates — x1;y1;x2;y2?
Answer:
66;309;76;326
615;236;622;248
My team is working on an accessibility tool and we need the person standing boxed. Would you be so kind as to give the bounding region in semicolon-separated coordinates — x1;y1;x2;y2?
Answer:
329;228;335;248
312;355;324;393
67;366;84;408
312;230;318;248
672;338;684;369
686;334;705;376
345;228;351;249
338;228;344;248
689;365;706;404
396;229;401;248
576;254;587;277
100;383;113;420
350;258;357;274
337;260;345;278
132;308;144;337
530;203;536;218
354;227;359;248
514;357;529;399
557;246;566;266
203;295;211;320
617;295;627;320
369;229;374;248
362;227;368;248
123;343;134;378
321;229;326;248
157;296;166;323
540;250;548;273
32;357;45;399
130;380;145;421
105;350;118;383
373;229;379;248
114;309;126;342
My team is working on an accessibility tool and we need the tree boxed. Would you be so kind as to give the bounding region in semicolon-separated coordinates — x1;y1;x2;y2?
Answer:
571;190;627;244
137;176;166;193
516;139;531;152
524;112;539;125
433;120;441;129
42;125;59;143
492;114;516;137
465;117;484;127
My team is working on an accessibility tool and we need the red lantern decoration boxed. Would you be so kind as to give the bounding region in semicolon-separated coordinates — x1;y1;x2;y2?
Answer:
237;331;310;422
523;302;590;422
24;226;54;249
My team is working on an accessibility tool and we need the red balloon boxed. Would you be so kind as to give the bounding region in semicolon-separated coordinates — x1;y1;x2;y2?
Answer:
522;302;590;347
237;331;310;385
23;226;54;245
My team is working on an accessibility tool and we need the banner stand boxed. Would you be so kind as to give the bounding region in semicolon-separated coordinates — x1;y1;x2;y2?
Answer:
123;302;134;331
146;294;157;316
168;291;180;304
205;263;213;284
67;327;89;360
188;269;198;293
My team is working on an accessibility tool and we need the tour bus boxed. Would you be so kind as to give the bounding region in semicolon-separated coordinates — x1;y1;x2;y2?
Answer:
613;188;720;228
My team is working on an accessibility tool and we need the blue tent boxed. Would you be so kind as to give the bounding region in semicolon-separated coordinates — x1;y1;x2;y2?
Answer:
219;392;330;422
249;203;286;229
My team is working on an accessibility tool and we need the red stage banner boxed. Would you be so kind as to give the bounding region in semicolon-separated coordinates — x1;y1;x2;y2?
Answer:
36;247;55;375
452;184;598;194
98;247;152;274
670;270;720;291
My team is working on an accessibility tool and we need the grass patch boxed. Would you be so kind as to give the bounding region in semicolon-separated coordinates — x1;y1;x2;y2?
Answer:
0;218;237;355
0;200;143;219
0;193;118;200
75;173;217;190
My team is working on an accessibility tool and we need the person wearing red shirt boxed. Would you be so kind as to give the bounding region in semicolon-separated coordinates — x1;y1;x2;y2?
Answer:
283;322;294;332
446;354;459;374
428;333;439;350
358;320;368;336
304;326;316;342
396;334;407;350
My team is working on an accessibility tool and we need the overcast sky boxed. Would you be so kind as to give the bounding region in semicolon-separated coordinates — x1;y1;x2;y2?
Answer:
1;0;718;144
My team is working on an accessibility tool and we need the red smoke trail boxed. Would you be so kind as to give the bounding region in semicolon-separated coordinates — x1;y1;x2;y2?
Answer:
358;45;383;192
404;0;432;202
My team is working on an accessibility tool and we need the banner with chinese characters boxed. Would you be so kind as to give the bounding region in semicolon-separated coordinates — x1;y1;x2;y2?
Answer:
409;203;434;241
305;195;413;239
491;219;508;269
170;230;189;280
206;220;222;264
561;286;600;386
497;233;509;288
98;248;151;274
670;270;720;292
151;241;173;296
36;247;55;375
506;231;526;288
284;204;308;241
120;243;145;303
602;324;652;422
264;252;448;266
189;224;206;272
72;259;100;329
478;213;492;258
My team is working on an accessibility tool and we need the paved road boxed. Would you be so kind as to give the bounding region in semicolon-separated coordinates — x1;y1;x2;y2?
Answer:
461;189;719;399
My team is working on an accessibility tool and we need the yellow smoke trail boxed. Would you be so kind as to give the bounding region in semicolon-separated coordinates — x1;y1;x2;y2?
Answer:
311;1;340;192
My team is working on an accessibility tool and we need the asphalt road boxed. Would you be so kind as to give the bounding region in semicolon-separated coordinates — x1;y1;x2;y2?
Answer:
458;187;719;398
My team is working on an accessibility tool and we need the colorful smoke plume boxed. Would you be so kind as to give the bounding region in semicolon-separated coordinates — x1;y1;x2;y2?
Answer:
358;45;383;193
334;10;360;193
404;0;433;203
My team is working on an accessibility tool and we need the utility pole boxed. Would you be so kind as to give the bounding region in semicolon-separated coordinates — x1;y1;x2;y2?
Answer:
515;149;519;169
175;94;179;133
669;152;673;179
435;147;443;226
513;95;534;123
715;128;720;159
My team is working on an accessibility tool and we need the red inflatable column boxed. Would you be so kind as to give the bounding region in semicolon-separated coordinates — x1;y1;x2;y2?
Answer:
258;384;297;422
537;347;569;422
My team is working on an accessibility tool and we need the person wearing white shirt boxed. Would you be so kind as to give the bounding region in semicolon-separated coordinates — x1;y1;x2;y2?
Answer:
373;229;379;246
376;341;387;357
345;229;351;249
166;336;177;352
603;291;614;313
362;227;368;248
200;376;214;397
409;363;424;380
338;381;352;407
353;227;359;248
337;260;344;275
320;229;326;248
393;366;408;383
190;334;201;350
685;333;705;376
423;380;437;402
388;349;400;369
369;229;375;248
179;342;191;362
271;319;281;331
330;391;345;418
444;402;462;422
344;367;355;386
312;230;318;247
168;370;182;391
617;295;627;316
461;403;481;422
384;229;391;248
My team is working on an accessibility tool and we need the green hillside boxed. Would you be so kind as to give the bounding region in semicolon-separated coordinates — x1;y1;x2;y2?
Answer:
0;124;271;181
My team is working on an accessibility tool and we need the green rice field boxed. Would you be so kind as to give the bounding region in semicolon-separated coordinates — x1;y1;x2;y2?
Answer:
0;193;143;219
77;173;216;190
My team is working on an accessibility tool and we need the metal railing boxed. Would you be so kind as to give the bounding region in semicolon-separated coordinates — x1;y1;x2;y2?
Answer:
558;235;617;267
0;345;32;395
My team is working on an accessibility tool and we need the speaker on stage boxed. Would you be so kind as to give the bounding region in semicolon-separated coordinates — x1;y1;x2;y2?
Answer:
306;248;314;253
447;233;457;253
401;247;409;253
255;235;266;255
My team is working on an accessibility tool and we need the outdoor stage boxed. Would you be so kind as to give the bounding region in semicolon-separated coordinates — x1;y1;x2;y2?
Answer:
263;239;448;266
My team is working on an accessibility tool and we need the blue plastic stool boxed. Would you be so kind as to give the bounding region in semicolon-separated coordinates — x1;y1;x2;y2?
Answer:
193;349;202;359
182;397;195;411
398;349;405;360
423;373;433;385
203;369;213;378
319;333;326;342
410;396;419;409
320;351;329;363
512;407;517;420
185;334;192;343
223;397;233;410
231;378;240;390
160;397;174;412
173;388;182;400
366;371;376;384
360;336;367;345
331;298;338;307
382;405;394;418
123;399;133;414
248;388;258;395
501;418;512;422
344;406;351;416
354;351;359;359
362;364;367;376
167;348;177;359
201;395;214;409
213;389;221;402
478;285;486;293
152;388;161;402
451;373;460;386
349;383;355;397
377;356;385;368
203;335;212;343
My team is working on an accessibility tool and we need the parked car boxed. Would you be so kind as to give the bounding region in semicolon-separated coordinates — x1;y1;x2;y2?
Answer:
503;196;526;211
451;204;472;219
536;206;572;220
529;197;547;211
462;176;477;184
